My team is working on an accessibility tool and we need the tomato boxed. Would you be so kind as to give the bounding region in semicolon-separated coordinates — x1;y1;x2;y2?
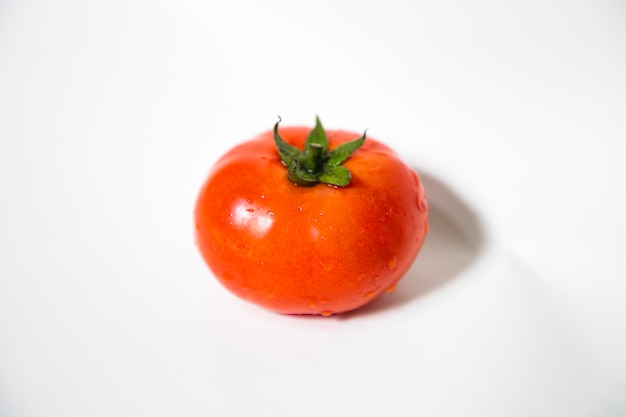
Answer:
195;117;428;316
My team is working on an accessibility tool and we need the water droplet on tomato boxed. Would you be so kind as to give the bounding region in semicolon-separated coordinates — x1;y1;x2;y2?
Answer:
364;291;375;299
321;311;333;317
246;208;254;213
267;211;275;216
386;284;398;293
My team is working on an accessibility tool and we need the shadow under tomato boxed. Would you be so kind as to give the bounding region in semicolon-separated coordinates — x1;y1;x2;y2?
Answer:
341;169;486;318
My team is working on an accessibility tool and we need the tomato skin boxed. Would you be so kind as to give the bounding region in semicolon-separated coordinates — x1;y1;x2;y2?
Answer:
195;126;428;315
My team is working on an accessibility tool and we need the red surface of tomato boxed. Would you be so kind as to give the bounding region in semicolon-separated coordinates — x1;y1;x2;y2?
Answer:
195;118;428;315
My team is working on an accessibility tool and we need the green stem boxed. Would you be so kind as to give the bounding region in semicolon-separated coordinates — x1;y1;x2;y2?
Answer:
273;116;366;187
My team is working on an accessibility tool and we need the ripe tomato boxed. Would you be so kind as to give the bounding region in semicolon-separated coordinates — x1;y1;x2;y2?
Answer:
195;117;428;316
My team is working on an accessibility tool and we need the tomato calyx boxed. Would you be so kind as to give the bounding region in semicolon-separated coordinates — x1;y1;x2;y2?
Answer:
273;116;366;187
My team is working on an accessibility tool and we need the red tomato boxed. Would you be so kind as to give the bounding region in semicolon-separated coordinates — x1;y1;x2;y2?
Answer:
195;117;428;316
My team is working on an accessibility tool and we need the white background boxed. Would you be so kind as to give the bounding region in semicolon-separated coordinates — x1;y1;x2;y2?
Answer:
1;1;625;416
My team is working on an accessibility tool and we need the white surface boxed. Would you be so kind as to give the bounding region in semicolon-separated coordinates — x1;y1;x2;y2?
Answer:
1;1;625;416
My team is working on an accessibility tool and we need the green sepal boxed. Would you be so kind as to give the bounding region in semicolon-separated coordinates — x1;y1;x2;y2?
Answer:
304;116;329;154
273;118;301;166
318;165;352;187
327;131;366;166
287;159;318;186
273;116;366;187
